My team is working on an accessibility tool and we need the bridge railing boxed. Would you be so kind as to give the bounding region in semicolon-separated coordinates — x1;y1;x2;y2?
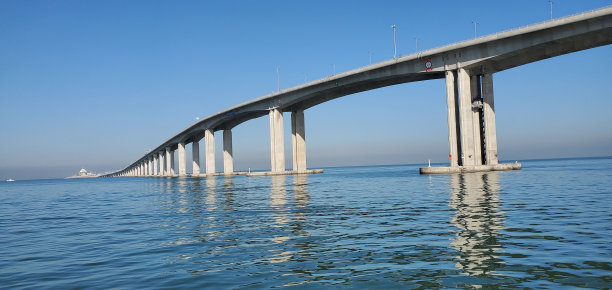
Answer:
402;5;612;60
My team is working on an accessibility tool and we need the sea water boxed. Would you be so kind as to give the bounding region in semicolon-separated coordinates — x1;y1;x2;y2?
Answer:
1;157;611;288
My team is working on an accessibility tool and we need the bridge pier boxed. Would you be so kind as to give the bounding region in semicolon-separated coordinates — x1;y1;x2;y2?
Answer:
482;74;499;165
269;108;285;173
223;129;233;174
445;70;460;167
170;149;176;176
205;129;216;175
423;70;516;174
192;140;200;176
153;154;159;176
165;148;172;176
470;75;483;165
291;109;307;172
158;152;164;176
178;142;186;176
457;68;477;166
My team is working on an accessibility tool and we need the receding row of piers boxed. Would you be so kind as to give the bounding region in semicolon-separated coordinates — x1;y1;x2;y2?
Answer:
110;109;310;177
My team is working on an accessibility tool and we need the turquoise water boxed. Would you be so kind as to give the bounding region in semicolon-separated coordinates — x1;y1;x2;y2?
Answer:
1;158;611;288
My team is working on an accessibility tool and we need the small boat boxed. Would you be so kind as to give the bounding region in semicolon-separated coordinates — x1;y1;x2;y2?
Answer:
6;179;15;182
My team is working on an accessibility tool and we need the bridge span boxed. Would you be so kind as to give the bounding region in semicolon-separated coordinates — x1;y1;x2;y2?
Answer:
104;6;612;177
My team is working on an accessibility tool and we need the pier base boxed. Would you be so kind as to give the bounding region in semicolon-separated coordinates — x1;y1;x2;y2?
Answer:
247;169;323;177
419;162;521;174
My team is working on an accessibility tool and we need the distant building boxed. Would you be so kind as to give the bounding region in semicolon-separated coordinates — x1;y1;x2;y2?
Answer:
66;168;99;179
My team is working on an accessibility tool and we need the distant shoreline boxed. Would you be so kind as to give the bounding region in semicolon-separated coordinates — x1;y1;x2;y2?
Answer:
3;155;611;182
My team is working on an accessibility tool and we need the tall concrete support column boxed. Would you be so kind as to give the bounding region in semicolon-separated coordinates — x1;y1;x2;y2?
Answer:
144;162;148;176
457;68;476;166
223;130;233;174
291;109;307;172
192;141;200;176
269;108;285;172
165;148;172;176
170;150;176;176
153;156;158;176
178;142;186;176
470;76;483;165
445;70;459;167
205;129;216;175
148;158;153;176
482;73;499;165
158;152;164;176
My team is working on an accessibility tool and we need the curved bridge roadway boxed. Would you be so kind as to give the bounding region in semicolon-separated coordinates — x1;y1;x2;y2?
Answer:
105;7;612;177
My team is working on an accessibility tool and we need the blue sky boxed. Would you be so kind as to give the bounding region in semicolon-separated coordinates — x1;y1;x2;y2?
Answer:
1;0;611;180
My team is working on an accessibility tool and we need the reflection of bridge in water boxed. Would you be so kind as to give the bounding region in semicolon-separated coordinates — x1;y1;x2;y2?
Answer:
449;172;504;276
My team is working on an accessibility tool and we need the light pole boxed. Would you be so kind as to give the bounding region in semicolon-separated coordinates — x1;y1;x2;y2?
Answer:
414;37;419;52
549;0;553;20
472;21;478;38
391;24;397;59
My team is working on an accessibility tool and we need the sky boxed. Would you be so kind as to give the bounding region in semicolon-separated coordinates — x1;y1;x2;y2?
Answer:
1;0;611;180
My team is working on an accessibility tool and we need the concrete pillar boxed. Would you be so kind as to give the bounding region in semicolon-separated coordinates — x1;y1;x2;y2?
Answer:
291;109;307;172
482;73;499;165
445;70;459;167
457;68;475;166
470;75;483;165
223;130;233;174
158;152;164;176
144;161;148;176
269;108;285;172
205;129;216;175
192;140;200;176
170;149;176;176
178;142;186;176
149;158;153;176
165;148;172;176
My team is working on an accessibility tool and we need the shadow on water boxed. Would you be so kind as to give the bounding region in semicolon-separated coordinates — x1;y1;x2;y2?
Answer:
449;172;505;278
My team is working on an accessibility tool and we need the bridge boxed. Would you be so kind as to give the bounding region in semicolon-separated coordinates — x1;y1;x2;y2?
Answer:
104;6;612;177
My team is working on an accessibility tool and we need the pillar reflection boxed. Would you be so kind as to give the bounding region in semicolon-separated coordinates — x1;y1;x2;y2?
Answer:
292;174;310;238
450;172;504;276
223;176;235;210
205;176;217;210
177;176;188;194
270;175;288;226
269;175;291;263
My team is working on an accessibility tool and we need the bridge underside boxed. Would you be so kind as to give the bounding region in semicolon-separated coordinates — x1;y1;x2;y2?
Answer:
105;7;611;178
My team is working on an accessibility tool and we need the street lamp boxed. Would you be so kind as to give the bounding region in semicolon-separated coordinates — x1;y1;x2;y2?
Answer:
391;24;397;59
549;0;553;20
472;21;478;38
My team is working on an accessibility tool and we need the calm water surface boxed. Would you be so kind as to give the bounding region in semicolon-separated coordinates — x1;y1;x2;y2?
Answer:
1;158;611;288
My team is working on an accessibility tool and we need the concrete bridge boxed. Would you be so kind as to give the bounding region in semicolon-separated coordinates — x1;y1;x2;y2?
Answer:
104;7;612;177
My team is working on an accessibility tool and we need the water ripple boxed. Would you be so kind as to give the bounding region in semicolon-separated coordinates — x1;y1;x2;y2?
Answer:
1;158;611;288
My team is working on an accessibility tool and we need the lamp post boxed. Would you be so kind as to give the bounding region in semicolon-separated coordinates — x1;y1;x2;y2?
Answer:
391;24;397;59
472;21;478;38
549;0;553;20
